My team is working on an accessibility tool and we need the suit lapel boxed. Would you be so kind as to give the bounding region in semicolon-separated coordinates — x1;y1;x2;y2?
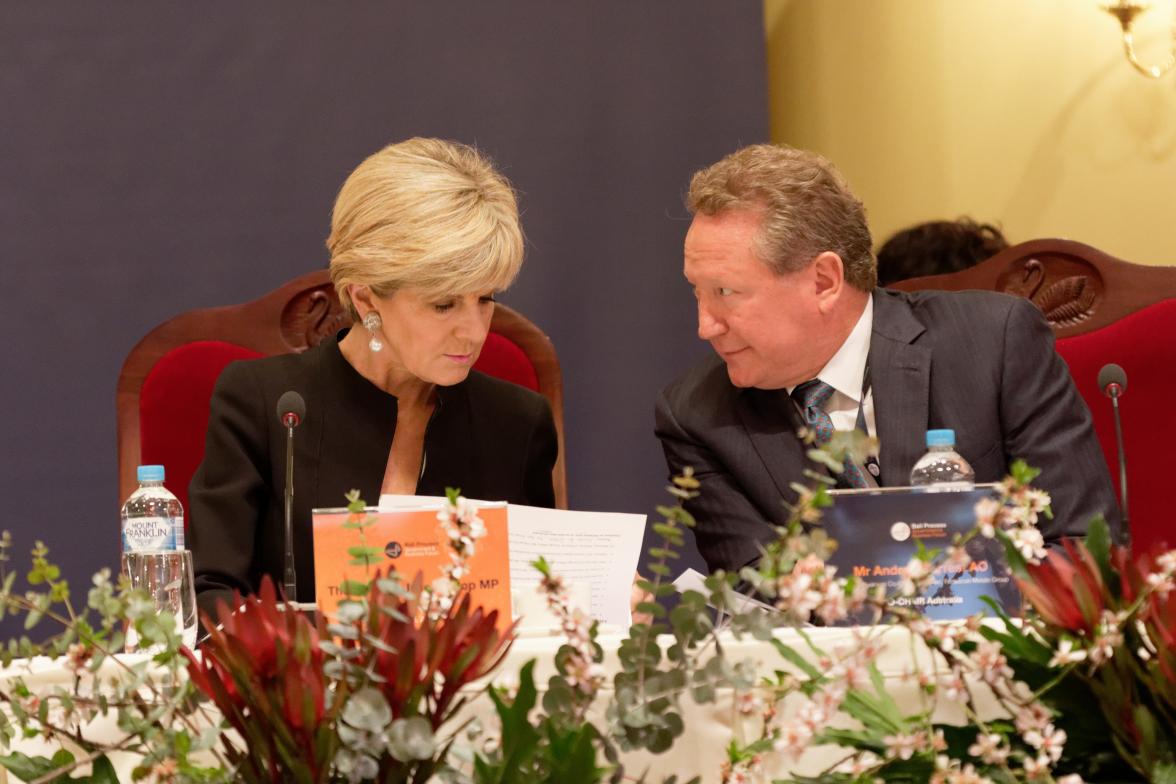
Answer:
869;291;931;486
736;386;808;505
315;337;396;507
423;383;475;494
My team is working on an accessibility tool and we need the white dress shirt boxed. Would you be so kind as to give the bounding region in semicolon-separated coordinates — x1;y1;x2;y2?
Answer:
788;297;876;442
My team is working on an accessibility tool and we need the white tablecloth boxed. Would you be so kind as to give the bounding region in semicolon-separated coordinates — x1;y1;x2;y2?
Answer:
0;625;998;783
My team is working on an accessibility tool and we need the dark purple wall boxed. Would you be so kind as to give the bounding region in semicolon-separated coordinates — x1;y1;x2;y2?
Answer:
0;3;766;597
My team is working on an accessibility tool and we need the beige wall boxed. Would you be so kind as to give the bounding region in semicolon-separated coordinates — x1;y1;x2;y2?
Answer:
764;0;1176;265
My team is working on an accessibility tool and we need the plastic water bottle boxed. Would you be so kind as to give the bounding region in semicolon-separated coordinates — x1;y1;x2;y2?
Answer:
909;429;975;490
121;465;185;552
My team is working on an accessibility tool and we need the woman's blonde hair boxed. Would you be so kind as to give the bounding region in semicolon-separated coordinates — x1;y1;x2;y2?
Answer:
327;138;524;320
686;144;877;291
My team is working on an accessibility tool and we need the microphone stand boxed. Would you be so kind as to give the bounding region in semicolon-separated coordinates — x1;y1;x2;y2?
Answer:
1108;385;1130;543
283;417;297;600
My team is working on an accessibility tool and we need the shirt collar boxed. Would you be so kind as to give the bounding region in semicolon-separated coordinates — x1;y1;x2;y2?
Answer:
815;296;873;403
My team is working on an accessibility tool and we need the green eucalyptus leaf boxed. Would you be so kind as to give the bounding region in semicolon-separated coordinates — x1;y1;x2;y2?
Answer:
21;610;42;631
375;576;411;597
651;523;681;539
330;620;367;642
1008;459;1041;485
635;601;666;618
334;601;366;624
338;579;370;597
342;686;392;732
653;583;677;598
388;715;436;762
691;682;715;703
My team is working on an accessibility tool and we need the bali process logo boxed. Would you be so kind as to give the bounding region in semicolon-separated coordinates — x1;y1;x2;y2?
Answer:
890;521;912;542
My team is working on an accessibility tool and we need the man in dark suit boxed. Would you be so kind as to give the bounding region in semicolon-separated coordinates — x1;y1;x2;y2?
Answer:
655;144;1119;575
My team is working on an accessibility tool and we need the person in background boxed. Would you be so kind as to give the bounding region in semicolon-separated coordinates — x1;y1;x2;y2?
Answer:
655;144;1118;575
876;217;1009;287
190;138;558;618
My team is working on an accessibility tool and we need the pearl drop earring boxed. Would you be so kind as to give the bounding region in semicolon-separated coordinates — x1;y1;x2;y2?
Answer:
362;311;383;353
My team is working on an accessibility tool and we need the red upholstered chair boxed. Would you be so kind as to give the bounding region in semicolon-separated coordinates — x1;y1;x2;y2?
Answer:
891;239;1176;552
117;270;568;517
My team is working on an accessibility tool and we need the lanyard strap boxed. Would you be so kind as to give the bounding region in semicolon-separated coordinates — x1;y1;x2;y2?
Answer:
854;360;872;436
855;361;882;482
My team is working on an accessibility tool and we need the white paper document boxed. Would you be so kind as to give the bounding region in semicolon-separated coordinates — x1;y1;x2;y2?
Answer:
672;568;777;615
379;494;447;508
505;504;646;628
378;495;647;628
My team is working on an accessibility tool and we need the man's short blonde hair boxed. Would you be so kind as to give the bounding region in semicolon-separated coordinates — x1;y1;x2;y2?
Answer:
686;144;877;291
327;138;524;320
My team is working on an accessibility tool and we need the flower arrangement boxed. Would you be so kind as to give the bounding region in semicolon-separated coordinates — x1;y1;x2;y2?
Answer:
0;444;1172;783
183;488;515;784
997;523;1176;781
703;456;1176;784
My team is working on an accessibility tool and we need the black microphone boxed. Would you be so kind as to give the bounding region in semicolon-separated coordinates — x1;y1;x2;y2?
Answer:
1098;363;1126;400
277;390;305;429
276;391;306;601
1097;364;1129;543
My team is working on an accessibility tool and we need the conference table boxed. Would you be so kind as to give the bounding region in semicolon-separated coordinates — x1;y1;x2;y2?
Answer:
0;624;999;783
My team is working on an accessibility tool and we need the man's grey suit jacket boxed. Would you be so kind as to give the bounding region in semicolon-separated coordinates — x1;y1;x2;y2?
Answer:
655;288;1120;575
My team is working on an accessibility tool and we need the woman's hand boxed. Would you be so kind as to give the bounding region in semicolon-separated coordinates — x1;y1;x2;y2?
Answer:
630;571;654;626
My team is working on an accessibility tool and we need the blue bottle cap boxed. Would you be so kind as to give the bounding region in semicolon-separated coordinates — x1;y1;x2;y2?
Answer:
137;465;165;482
925;429;956;447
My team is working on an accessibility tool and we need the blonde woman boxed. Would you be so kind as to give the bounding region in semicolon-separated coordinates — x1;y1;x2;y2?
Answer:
190;138;557;615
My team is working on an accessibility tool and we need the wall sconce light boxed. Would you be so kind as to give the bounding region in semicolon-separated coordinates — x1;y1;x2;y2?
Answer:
1101;1;1176;78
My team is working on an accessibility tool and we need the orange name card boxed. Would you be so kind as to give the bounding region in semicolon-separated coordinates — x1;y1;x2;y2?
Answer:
311;503;511;631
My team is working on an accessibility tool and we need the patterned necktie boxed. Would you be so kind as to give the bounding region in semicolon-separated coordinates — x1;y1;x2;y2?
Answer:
791;379;869;488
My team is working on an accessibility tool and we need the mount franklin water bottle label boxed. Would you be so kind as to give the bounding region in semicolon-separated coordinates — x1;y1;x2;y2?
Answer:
122;516;180;551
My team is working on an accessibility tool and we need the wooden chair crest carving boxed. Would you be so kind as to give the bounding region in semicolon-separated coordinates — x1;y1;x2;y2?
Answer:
891;238;1176;338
